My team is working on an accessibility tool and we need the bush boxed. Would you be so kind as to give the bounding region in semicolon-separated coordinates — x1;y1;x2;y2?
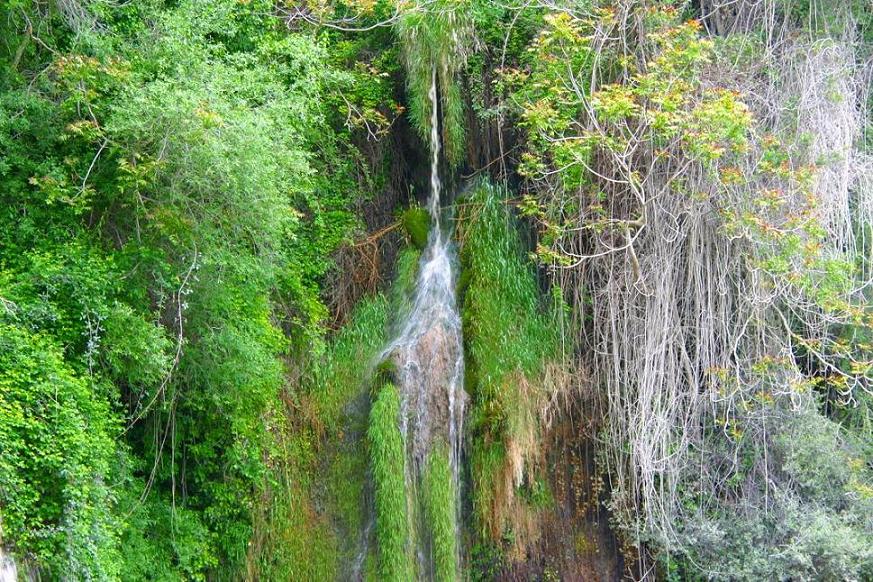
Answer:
668;408;873;580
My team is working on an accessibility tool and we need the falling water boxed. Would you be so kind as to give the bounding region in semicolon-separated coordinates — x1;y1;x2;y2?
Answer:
0;548;17;582
380;67;466;577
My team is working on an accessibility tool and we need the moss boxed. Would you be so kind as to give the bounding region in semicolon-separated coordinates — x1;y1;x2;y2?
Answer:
316;297;391;565
469;439;507;540
252;295;390;578
368;382;412;581
247;478;338;581
401;206;431;250
423;441;458;582
521;476;554;510
374;359;398;387
390;246;422;318
313;296;390;431
456;267;472;299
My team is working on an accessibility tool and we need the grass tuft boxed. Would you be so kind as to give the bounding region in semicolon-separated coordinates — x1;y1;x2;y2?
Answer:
368;382;413;581
396;0;472;166
423;440;459;582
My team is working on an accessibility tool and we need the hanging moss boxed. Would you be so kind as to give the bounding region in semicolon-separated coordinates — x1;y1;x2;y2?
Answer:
368;382;412;581
423;440;458;582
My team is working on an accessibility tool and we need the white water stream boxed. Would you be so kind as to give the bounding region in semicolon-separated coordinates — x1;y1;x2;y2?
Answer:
0;548;18;582
380;67;466;577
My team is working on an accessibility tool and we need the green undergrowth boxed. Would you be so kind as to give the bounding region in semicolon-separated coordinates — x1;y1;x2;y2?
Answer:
368;382;413;581
423;440;459;582
667;406;873;580
0;0;382;577
251;295;390;579
0;324;120;578
256;242;422;579
457;180;565;551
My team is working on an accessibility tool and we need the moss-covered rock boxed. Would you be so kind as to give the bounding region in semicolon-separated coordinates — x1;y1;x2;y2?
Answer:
401;206;431;249
374;359;398;387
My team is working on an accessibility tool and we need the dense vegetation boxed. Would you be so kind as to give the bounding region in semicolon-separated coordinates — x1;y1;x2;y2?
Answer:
1;0;871;580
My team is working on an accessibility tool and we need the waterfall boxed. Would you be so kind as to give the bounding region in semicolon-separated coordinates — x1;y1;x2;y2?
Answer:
0;549;17;582
380;67;466;578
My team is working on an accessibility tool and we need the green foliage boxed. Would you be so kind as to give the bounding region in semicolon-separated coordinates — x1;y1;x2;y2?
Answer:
503;10;594;193
2;0;869;579
117;492;219;581
463;0;544;136
397;0;472;165
669;408;873;581
0;0;371;577
250;294;390;579
422;441;458;582
368;382;412;581
458;180;564;545
0;324;120;579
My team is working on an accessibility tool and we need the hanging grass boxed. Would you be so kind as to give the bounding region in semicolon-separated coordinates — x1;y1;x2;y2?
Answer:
423;440;458;582
263;241;423;578
368;382;413;581
251;294;390;579
457;179;568;550
396;0;473;166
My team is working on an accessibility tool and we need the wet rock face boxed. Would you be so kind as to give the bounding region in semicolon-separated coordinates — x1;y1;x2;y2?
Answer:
394;317;465;470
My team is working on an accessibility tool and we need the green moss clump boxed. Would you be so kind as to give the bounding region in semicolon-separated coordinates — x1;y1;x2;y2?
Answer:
423;441;459;582
401;206;431;250
368;382;412;581
375;359;398;387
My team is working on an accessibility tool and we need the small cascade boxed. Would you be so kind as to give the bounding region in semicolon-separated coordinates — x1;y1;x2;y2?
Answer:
380;67;466;578
0;548;18;582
